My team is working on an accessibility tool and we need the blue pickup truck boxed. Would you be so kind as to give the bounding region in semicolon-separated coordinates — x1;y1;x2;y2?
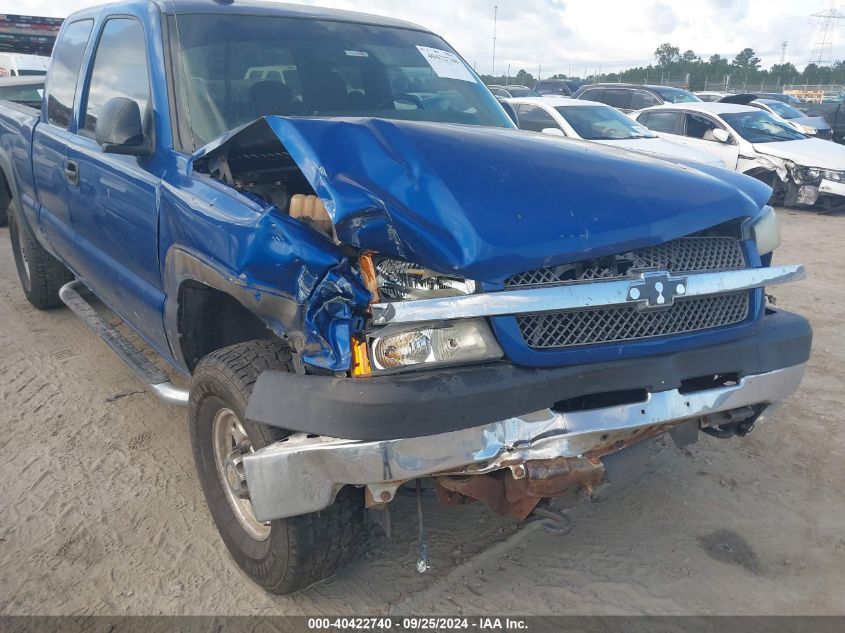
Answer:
0;0;812;593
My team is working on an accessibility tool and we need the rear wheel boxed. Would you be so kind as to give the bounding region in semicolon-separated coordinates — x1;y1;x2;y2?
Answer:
8;199;73;309
189;340;367;594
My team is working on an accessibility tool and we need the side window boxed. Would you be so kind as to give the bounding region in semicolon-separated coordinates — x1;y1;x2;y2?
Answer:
579;88;604;102
685;114;726;141
637;113;650;126
516;103;560;133
641;111;682;134
46;19;94;128
631;90;660;110
82;18;150;137
602;89;631;109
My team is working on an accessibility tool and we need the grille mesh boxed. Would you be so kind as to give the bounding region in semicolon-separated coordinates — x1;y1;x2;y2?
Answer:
505;236;745;288
517;293;750;349
506;235;750;350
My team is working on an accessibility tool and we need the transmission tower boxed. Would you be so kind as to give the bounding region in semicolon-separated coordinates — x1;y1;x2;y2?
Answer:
810;2;845;65
781;41;788;64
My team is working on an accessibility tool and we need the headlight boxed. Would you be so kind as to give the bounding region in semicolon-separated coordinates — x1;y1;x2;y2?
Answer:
795;167;845;183
372;257;476;301
798;123;817;135
751;205;781;256
370;319;503;371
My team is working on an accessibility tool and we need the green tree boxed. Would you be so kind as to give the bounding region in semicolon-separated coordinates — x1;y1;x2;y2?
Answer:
654;43;681;66
733;48;761;70
514;69;535;86
681;49;698;63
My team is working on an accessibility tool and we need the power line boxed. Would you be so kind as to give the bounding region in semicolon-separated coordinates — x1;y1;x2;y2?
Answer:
810;1;845;66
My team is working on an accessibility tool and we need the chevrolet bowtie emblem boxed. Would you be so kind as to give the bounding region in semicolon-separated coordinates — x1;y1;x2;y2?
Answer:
627;271;688;309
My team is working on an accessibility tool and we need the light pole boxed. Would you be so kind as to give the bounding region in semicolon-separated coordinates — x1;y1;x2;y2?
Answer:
492;5;498;78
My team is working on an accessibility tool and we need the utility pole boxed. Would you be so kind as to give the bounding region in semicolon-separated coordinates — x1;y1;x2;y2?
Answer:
491;5;498;77
538;64;541;81
780;40;788;64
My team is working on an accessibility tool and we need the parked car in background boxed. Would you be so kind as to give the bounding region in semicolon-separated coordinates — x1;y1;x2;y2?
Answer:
488;84;541;98
0;77;44;110
636;102;845;209
506;96;724;167
750;98;832;140
718;94;832;139
792;96;845;144
695;91;731;102
571;83;701;113
0;53;49;77
534;78;586;96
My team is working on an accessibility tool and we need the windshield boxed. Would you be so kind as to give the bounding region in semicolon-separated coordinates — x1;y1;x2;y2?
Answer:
654;87;701;103
171;14;513;148
722;111;807;143
764;100;802;120
556;104;656;140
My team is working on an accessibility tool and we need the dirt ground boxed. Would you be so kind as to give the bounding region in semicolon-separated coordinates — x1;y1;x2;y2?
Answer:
0;208;842;615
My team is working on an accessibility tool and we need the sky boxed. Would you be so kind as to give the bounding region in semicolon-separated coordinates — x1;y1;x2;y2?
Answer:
8;0;841;77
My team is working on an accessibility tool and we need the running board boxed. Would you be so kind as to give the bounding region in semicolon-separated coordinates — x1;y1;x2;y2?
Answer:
59;280;189;407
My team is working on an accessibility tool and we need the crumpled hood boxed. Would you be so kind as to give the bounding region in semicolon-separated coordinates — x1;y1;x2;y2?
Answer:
754;137;845;169
197;117;771;282
592;136;725;167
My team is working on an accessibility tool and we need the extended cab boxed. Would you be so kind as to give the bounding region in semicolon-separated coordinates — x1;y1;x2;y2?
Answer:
0;0;812;594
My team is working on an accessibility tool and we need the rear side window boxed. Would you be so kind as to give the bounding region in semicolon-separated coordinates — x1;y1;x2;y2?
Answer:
602;89;631;109
578;88;604;102
631;89;660;109
82;18;151;137
46;19;94;128
641;111;682;134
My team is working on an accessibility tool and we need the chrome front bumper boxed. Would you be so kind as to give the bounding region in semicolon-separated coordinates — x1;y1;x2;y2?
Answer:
243;362;806;522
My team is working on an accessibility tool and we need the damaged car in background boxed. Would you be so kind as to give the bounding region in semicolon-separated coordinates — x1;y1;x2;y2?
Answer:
0;0;812;594
637;101;845;210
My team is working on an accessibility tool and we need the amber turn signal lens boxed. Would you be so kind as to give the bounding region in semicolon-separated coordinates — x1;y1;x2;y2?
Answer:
351;337;372;376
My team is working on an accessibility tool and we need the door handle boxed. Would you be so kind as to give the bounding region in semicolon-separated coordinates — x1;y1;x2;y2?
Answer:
64;160;79;186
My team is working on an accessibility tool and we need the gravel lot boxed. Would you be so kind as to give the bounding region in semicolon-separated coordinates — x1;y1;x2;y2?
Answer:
0;208;842;615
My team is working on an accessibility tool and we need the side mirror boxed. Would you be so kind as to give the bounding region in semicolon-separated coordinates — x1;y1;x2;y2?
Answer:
95;97;151;157
712;128;731;143
541;127;566;137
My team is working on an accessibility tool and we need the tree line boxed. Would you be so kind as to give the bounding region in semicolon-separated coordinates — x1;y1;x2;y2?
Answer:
480;43;845;90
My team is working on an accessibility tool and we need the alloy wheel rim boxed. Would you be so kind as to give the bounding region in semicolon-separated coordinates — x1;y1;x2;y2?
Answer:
212;407;271;541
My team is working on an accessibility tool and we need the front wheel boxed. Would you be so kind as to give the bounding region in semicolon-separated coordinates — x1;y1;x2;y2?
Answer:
189;340;367;594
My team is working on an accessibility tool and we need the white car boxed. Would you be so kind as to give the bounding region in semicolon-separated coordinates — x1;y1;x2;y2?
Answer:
505;97;725;167
634;102;845;208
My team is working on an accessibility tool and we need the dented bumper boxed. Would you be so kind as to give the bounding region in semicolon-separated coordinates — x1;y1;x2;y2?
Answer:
243;361;806;521
243;308;811;521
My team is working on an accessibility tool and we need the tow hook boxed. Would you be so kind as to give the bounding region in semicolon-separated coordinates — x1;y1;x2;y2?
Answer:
531;503;573;536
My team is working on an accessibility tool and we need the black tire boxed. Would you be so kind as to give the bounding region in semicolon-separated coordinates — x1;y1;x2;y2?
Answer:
189;340;367;594
8;199;73;309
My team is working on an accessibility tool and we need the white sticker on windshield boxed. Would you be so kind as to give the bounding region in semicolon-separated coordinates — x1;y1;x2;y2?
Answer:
345;50;369;57
416;46;476;83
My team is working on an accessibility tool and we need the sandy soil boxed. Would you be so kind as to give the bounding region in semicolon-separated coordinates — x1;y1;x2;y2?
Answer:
0;208;842;615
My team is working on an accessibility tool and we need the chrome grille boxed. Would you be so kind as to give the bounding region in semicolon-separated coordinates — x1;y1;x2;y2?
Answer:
505;236;745;288
517;293;750;349
507;234;750;350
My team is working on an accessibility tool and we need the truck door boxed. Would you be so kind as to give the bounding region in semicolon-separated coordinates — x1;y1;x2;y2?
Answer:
62;17;168;351
32;19;94;246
